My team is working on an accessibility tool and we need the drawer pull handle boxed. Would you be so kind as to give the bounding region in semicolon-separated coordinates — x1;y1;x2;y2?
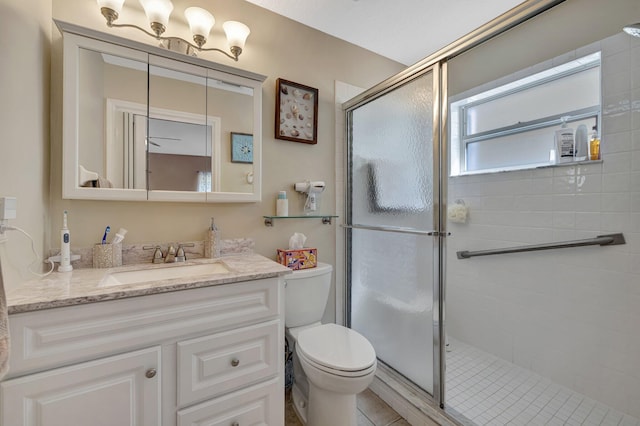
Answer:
231;358;240;367
232;423;239;426
145;368;157;379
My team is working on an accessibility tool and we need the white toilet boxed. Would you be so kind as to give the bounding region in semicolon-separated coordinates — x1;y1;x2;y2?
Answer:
284;262;377;426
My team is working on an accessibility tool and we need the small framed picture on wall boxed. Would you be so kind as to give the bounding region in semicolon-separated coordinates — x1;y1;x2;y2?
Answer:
275;78;318;144
230;132;253;163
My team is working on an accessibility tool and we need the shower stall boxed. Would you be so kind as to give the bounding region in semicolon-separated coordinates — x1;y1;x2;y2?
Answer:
343;0;640;425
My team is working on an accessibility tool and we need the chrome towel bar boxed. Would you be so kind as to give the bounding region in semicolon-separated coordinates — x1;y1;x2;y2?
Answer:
457;233;625;259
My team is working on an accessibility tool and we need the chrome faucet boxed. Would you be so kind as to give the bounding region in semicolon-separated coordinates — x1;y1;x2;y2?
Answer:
144;243;195;263
143;245;164;264
164;245;177;263
175;243;195;262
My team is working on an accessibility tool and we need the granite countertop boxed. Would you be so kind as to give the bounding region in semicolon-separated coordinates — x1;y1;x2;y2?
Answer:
7;254;292;314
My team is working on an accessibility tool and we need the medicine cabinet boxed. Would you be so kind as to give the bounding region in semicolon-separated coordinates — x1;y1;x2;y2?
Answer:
57;20;266;202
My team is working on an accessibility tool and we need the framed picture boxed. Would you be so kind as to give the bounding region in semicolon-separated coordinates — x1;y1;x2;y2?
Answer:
230;132;253;163
275;78;318;144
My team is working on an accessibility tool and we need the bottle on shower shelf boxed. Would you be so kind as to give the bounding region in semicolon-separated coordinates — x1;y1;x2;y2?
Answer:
589;126;600;160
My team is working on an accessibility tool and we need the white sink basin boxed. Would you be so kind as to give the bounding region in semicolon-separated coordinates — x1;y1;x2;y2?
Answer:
100;262;230;287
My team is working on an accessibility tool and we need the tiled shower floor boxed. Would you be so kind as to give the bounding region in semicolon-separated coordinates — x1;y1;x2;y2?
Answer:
446;338;640;426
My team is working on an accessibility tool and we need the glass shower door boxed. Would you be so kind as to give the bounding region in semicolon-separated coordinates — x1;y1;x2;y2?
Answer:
346;67;442;397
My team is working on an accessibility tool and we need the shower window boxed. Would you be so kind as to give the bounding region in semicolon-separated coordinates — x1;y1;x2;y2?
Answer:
450;52;601;176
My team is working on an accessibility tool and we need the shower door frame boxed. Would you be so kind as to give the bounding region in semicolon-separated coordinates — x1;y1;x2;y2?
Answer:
343;61;448;407
342;0;566;414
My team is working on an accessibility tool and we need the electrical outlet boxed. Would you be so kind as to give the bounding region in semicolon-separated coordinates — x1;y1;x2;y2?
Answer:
0;197;17;221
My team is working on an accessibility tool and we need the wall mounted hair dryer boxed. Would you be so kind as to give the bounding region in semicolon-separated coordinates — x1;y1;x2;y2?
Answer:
294;181;326;213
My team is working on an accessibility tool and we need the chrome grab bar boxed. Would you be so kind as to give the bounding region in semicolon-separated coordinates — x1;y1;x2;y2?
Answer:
456;233;625;259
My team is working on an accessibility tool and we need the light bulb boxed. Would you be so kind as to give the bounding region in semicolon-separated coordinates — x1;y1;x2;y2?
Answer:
97;0;125;14
139;0;173;28
223;21;250;51
623;23;640;38
185;7;215;47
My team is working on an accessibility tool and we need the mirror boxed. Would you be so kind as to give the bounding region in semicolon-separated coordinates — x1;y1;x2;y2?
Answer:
60;21;265;202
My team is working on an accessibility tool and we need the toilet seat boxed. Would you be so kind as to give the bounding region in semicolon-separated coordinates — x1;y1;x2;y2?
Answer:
296;324;376;377
297;345;377;378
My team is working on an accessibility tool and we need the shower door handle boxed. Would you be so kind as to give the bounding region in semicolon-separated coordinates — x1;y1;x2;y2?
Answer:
342;224;448;237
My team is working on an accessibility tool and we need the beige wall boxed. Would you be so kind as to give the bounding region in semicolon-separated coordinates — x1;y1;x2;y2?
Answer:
2;0;403;321
0;0;51;287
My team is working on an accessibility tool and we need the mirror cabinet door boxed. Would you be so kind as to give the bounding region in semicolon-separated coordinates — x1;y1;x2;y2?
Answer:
147;55;208;202
206;71;254;195
63;33;148;200
206;69;262;202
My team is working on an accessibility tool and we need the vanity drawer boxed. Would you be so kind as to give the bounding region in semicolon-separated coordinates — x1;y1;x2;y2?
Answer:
177;319;280;407
7;278;280;377
177;377;282;426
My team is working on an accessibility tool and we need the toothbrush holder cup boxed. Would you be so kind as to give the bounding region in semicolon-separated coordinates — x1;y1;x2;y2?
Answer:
93;243;122;268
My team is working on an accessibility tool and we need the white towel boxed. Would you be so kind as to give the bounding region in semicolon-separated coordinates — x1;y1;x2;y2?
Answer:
0;260;9;380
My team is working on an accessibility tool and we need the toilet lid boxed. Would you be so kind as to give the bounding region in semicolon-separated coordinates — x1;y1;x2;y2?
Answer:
296;324;376;372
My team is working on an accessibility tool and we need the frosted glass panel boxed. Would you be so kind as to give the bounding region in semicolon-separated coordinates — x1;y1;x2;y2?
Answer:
351;72;434;231
348;70;436;396
350;229;434;393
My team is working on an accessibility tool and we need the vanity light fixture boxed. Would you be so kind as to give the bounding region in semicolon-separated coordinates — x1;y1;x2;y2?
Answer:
96;0;250;61
623;23;640;38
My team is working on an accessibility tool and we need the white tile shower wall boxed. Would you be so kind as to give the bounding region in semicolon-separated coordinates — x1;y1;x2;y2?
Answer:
446;32;640;418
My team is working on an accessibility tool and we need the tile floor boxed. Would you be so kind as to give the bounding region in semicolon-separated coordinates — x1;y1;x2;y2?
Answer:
285;387;411;426
446;338;640;426
285;337;640;425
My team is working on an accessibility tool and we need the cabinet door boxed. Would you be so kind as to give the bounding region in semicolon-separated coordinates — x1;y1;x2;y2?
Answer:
1;346;161;426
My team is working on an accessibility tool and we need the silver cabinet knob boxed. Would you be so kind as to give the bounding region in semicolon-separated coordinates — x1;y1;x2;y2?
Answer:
231;358;240;367
145;368;157;378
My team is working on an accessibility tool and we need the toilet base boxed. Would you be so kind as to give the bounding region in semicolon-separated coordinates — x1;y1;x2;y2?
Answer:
291;383;308;425
307;382;357;426
291;379;362;426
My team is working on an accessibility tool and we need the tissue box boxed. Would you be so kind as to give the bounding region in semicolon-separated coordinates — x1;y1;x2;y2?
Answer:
277;248;317;270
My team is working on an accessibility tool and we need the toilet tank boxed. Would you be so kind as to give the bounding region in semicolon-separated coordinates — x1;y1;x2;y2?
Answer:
284;262;332;328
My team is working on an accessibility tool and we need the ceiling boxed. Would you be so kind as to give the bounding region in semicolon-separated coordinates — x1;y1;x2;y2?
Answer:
244;0;526;66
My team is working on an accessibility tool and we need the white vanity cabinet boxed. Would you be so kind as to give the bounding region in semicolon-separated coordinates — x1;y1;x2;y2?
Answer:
1;277;284;426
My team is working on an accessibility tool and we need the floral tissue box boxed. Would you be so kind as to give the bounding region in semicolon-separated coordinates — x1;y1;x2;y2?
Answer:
277;248;317;270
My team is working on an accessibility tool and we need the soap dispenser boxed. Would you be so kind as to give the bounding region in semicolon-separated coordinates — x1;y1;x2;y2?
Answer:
205;217;220;258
